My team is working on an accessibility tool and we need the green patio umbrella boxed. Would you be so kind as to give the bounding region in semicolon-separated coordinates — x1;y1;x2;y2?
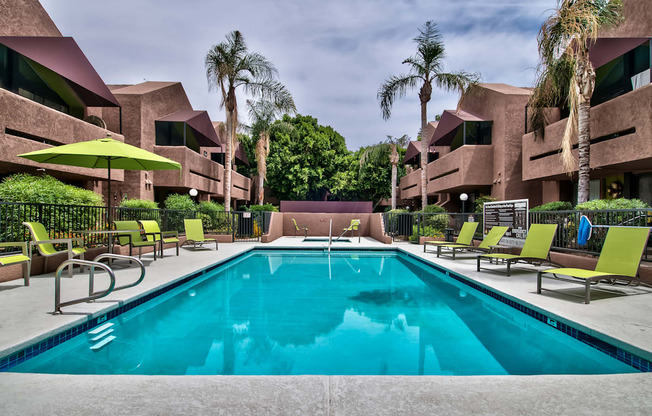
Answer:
18;137;181;224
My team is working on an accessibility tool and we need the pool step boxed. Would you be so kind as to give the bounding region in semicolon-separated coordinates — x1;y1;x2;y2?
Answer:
88;322;116;351
88;322;114;335
90;335;116;351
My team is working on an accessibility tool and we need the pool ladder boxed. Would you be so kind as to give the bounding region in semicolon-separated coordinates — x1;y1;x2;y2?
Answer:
54;253;145;314
328;219;333;254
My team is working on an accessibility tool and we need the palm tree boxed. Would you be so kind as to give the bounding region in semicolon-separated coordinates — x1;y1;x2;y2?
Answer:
529;0;623;204
359;135;409;210
247;97;296;205
206;30;294;211
378;21;480;211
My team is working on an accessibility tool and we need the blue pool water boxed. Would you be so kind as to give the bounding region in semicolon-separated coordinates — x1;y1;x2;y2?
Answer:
12;250;635;375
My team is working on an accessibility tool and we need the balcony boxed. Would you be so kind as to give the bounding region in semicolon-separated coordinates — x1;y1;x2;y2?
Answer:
153;146;223;196
426;145;493;193
522;84;652;181
0;89;124;182
231;170;251;201
398;169;422;200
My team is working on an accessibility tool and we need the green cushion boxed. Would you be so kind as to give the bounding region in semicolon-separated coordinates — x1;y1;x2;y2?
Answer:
518;224;558;259
480;253;520;260
455;222;480;246
184;219;212;242
477;226;509;249
114;220;155;247
595;227;650;277
0;254;30;266
23;222;57;255
542;267;619;280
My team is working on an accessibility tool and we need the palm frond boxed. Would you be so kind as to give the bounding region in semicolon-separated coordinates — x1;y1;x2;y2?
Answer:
377;74;421;120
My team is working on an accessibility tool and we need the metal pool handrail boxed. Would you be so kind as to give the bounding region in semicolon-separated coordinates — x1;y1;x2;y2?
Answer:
328;219;333;254
54;253;146;314
91;253;145;294
54;259;116;314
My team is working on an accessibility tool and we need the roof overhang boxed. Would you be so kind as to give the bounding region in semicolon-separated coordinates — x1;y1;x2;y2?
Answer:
403;141;437;165
429;110;489;146
0;36;120;107
590;37;649;69
157;110;222;147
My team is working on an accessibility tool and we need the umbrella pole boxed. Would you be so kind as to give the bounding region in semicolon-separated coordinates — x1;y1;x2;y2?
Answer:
107;158;112;229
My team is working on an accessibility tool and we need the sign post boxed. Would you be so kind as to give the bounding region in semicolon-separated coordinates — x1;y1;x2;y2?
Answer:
483;199;529;247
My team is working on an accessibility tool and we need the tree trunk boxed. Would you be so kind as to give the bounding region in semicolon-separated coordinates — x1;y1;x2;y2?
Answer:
420;100;428;211
577;100;591;204
391;162;397;210
224;109;234;212
256;133;267;205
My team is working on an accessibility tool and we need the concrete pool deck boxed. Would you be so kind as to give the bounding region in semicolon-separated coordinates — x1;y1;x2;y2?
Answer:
1;237;651;415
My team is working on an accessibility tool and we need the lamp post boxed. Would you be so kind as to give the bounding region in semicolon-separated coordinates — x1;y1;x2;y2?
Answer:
460;193;468;213
189;188;198;201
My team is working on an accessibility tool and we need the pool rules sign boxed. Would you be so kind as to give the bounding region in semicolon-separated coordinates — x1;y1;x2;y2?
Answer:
483;199;529;247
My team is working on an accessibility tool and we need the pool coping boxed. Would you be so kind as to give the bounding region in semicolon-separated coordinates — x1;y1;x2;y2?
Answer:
1;246;650;373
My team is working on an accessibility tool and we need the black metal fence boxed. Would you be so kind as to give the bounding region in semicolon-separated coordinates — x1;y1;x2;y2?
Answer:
0;201;273;245
383;209;652;259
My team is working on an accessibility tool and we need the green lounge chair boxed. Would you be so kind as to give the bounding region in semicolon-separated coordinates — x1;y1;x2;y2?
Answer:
113;220;157;260
537;227;650;304
476;224;559;276
23;221;86;277
424;222;479;253
139;220;179;257
0;242;31;285
182;219;218;250
341;219;361;242
436;226;509;259
292;218;308;237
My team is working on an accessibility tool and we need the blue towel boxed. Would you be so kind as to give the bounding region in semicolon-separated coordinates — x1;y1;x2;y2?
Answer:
577;215;592;245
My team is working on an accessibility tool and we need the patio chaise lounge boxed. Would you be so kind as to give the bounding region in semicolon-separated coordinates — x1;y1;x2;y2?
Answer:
424;222;479;253
0;242;31;285
436;226;509;259
182;219;218;250
537;227;650;304
292;218;308;238
341;219;361;242
113;220;158;260
139;220;179;257
476;224;559;276
23;221;86;277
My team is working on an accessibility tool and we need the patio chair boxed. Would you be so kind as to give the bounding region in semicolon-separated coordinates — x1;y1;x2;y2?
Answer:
476;224;559;276
139;220;179;257
0;242;31;285
182;219;218;250
292;218;308;238
341;219;361;242
424;222;479;253
537;227;650;304
23;221;86;277
436;226;509;259
113;220;157;260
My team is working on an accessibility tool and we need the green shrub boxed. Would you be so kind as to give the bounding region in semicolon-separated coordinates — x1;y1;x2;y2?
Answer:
0;174;102;206
164;194;196;232
197;201;229;232
474;195;497;213
408;225;444;243
119;198;158;209
247;203;279;212
419;204;448;231
575;198;650;210
530;201;573;212
0;174;103;241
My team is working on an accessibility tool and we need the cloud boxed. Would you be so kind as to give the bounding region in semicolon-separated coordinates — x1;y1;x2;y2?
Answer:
40;0;556;150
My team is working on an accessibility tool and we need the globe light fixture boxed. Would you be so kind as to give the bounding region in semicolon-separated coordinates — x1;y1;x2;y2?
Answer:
460;193;468;213
189;188;198;197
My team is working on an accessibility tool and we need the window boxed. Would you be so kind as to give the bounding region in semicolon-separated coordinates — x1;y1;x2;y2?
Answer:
450;121;492;151
592;41;651;106
0;44;79;117
155;121;200;153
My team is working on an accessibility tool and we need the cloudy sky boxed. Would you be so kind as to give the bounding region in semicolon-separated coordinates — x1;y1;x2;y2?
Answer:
40;0;556;150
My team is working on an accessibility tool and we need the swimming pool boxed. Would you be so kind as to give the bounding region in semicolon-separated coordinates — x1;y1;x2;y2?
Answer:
8;249;639;375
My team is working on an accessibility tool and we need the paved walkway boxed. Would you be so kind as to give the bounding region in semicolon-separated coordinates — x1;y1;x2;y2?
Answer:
1;237;651;415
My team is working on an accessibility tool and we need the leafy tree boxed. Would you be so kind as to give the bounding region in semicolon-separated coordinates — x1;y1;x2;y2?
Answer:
529;0;623;204
235;133;255;178
266;114;351;200
205;30;294;211
378;21;480;210
247;98;296;205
